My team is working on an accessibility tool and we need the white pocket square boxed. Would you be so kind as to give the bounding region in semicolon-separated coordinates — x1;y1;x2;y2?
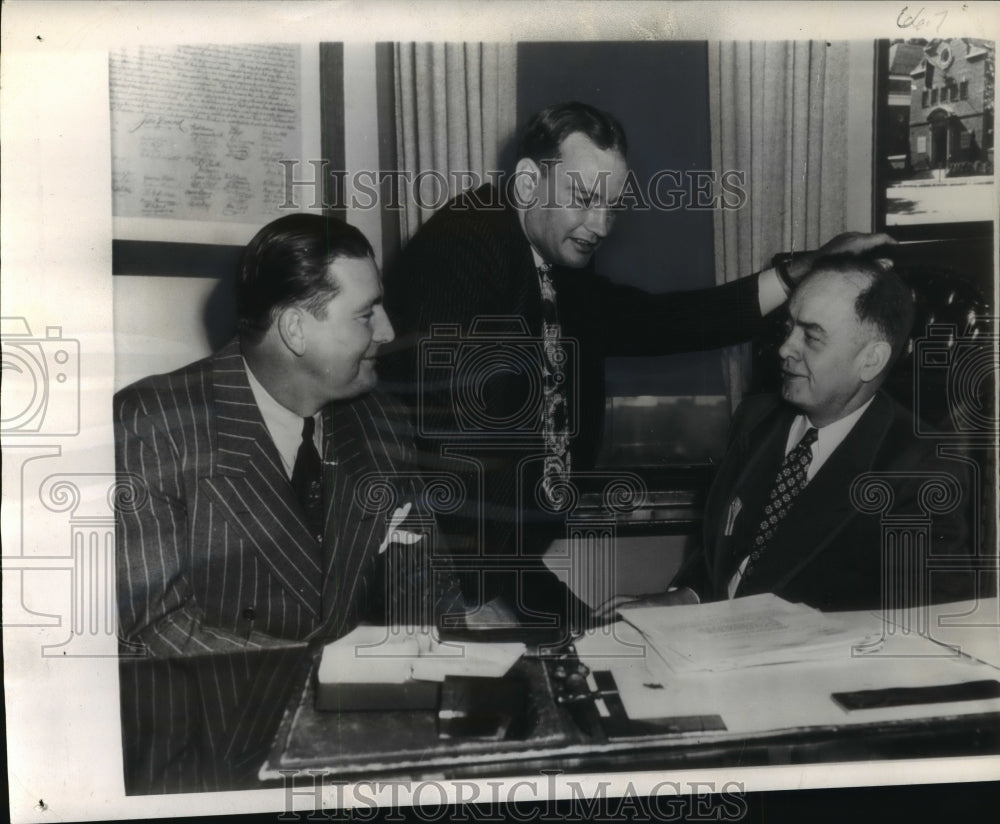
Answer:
378;502;424;554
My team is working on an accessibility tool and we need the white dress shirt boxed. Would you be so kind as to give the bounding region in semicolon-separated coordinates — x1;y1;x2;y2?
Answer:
783;397;875;482
244;359;322;479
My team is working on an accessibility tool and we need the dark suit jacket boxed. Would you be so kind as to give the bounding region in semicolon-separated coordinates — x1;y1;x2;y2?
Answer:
115;340;449;793
674;392;973;611
380;184;767;620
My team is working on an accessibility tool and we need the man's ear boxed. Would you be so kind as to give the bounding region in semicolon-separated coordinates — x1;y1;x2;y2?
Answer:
276;306;307;356
858;339;892;383
513;157;540;208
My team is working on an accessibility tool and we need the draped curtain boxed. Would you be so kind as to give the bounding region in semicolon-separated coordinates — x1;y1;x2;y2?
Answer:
709;41;854;411
393;42;517;244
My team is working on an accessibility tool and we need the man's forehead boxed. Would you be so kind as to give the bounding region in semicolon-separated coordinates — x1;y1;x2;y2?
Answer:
797;270;867;305
553;133;626;169
545;133;628;199
792;271;867;325
327;255;381;299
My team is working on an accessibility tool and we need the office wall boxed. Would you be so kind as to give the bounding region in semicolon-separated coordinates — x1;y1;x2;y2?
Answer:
112;42;384;390
114;40;875;391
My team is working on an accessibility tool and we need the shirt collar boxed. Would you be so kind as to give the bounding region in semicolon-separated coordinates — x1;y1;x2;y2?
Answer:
244;358;319;477
785;396;876;480
806;396;875;441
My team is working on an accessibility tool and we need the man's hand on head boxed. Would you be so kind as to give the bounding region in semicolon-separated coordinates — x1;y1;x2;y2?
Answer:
788;231;897;285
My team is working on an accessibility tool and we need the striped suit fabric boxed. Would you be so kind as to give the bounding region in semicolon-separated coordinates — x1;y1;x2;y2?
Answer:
115;339;445;793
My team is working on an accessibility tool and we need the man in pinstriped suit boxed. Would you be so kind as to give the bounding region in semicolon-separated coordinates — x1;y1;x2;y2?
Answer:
115;215;456;793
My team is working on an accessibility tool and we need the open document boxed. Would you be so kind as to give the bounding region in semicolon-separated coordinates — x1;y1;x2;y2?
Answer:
619;594;883;673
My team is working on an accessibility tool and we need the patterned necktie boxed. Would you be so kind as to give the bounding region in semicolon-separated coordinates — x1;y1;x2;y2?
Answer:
737;426;818;591
537;264;571;506
291;416;324;543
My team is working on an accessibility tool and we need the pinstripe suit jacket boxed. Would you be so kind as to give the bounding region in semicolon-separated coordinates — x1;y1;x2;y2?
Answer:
115;340;435;793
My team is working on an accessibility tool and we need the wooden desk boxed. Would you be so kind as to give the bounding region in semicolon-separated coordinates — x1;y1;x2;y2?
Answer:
261;600;1000;782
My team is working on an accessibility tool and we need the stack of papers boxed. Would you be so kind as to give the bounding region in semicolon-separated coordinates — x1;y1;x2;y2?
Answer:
619;594;883;674
318;625;525;685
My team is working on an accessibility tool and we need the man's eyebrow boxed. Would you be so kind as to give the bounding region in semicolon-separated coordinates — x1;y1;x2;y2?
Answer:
569;177;617;206
795;318;826;335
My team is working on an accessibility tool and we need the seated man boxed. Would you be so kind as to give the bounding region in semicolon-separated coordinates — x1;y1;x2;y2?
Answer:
607;256;971;614
115;214;459;793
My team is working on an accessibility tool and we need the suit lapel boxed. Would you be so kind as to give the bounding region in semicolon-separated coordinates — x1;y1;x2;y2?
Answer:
709;405;793;595
740;395;895;596
200;341;323;617
316;398;385;637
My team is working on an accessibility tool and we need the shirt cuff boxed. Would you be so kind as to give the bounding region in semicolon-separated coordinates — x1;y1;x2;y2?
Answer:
757;267;789;315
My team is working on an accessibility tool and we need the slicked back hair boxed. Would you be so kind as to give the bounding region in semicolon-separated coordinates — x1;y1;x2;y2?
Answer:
517;101;628;170
236;213;374;344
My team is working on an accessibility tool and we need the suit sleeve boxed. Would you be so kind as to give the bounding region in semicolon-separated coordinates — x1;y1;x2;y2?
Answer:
115;390;295;657
589;273;767;356
381;216;532;557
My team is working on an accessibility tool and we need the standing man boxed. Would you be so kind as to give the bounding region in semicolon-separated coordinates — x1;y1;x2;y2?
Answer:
381;102;892;630
116;214;456;793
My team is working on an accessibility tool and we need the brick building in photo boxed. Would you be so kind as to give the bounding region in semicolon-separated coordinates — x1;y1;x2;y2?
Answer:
907;38;994;175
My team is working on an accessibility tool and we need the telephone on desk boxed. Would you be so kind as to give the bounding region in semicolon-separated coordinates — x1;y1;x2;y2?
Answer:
262;601;1000;782
537;644;726;740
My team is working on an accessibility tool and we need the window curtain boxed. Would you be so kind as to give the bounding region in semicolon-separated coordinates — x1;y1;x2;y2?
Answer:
393;42;517;245
708;41;853;411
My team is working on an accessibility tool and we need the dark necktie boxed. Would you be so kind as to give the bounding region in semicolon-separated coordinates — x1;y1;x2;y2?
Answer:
291;416;324;543
537;264;571;506
737;426;819;592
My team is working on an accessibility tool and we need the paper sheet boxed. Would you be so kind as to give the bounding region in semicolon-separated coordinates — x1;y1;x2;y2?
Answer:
577;597;1000;732
619;593;883;672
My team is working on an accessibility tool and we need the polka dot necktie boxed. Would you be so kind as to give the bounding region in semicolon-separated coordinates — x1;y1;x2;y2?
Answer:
737;426;818;591
291;415;324;543
537;264;571;507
